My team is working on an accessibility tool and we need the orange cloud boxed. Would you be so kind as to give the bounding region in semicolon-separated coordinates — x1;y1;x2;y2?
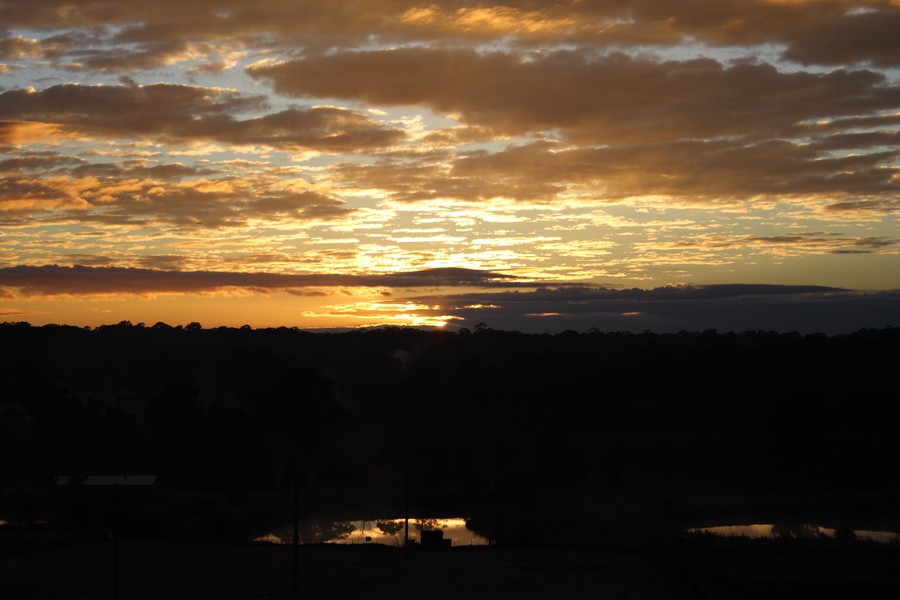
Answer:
249;49;900;144
3;1;898;68
0;84;404;151
0;167;357;228
330;137;899;204
0;121;67;144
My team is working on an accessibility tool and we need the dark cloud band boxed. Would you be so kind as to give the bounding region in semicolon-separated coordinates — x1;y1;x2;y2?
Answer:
0;264;518;296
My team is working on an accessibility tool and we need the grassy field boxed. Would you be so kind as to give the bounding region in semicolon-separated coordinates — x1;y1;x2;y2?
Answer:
3;534;900;600
3;486;900;599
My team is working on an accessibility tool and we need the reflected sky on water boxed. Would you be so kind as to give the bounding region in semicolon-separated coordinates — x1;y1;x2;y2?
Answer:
688;524;900;543
253;517;489;547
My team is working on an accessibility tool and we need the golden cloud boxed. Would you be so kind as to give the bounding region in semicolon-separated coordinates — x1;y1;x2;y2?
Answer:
249;49;900;145
3;1;898;68
0;84;404;151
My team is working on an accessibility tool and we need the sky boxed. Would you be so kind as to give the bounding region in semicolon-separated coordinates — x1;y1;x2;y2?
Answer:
0;0;898;333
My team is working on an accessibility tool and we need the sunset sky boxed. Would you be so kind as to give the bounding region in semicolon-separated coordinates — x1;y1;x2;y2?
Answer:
1;0;898;332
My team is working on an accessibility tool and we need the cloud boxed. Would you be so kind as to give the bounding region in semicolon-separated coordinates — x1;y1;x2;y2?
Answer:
0;121;67;144
0;265;518;296
330;150;565;203
0;172;354;228
0;151;86;172
397;284;900;334
3;2;899;69
68;161;220;180
248;49;900;145
0;308;41;317
782;8;900;66
331;138;899;204
643;232;897;255
68;40;214;73
0;36;43;59
825;198;900;214
0;83;404;151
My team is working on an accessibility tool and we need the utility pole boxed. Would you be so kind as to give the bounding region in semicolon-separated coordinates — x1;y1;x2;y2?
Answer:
404;460;410;558
112;490;119;600
292;473;300;593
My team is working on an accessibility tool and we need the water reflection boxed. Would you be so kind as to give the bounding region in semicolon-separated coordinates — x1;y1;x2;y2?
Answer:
688;523;900;543
253;517;489;547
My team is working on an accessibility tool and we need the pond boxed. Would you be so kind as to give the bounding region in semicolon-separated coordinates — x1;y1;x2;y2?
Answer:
687;523;900;543
253;517;490;547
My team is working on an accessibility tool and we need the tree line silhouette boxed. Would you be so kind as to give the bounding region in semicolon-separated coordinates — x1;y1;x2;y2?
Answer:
2;322;899;500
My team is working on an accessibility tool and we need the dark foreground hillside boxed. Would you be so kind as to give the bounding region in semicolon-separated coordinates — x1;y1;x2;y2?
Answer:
2;323;900;598
2;323;899;495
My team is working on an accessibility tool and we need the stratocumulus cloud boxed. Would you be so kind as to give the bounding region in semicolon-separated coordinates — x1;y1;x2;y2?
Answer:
0;265;518;296
3;1;899;67
0;84;405;150
248;49;900;143
396;285;900;334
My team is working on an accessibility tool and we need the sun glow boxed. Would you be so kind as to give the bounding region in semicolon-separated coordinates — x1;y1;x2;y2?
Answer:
304;300;459;328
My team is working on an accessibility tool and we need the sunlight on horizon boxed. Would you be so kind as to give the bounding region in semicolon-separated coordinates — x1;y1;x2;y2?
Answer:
253;517;489;547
